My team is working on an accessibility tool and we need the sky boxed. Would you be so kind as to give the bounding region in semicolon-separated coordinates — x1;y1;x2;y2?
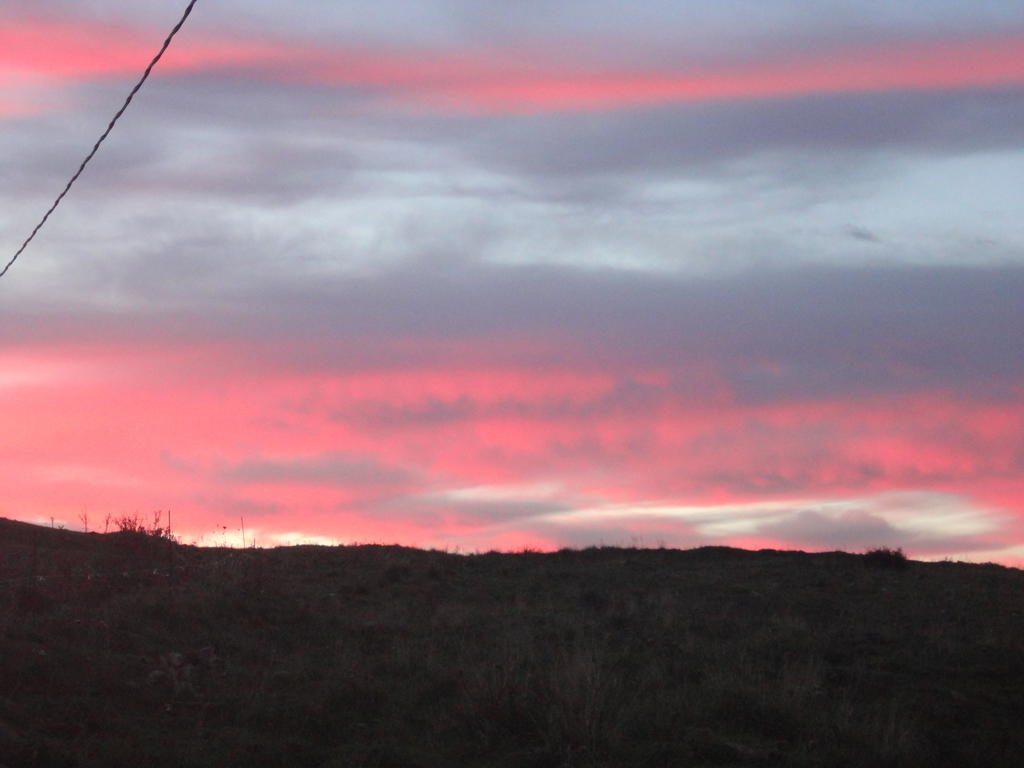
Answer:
1;1;1023;562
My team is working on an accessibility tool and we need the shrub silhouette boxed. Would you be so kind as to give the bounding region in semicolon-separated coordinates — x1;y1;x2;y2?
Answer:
863;546;909;569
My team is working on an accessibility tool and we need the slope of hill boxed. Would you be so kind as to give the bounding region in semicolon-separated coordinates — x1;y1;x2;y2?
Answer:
1;516;1023;767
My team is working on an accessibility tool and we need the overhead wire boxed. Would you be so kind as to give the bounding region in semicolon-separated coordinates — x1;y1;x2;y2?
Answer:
1;0;202;279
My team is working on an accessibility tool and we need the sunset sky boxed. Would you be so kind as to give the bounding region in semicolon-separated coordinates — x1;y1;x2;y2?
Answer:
2;1;1023;562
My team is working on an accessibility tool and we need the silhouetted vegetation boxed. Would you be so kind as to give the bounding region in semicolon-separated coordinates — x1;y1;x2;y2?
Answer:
1;516;1023;767
863;546;910;570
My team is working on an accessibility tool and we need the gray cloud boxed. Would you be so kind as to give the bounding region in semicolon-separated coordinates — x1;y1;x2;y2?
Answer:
846;226;881;243
256;262;1024;403
450;498;571;524
755;507;1005;555
7;28;1023;306
0;78;365;206
758;509;901;549
11;48;1023;211
132;80;1024;192
4;3;1023;412
455;88;1024;181
219;454;416;487
4;261;1023;406
16;1;1024;53
336;378;665;429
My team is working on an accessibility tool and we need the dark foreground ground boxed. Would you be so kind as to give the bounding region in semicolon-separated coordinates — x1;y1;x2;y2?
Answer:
1;517;1023;767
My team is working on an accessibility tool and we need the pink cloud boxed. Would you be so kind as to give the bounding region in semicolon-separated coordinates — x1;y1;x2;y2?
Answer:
2;337;1022;561
0;96;42;118
0;18;281;80
3;16;1022;116
265;31;1024;114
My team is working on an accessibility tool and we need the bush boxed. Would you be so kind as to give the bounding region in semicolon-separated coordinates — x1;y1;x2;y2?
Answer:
113;511;176;542
863;546;909;570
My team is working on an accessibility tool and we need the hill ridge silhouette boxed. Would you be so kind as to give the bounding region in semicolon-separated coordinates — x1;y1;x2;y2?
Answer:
2;514;1023;766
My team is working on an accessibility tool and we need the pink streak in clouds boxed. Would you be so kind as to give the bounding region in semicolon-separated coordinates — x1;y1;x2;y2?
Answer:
1;339;1021;560
3;16;1023;116
0;18;282;80
0;96;43;118
414;33;1024;113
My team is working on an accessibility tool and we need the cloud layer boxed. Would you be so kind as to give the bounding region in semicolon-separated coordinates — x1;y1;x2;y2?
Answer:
1;1;1022;562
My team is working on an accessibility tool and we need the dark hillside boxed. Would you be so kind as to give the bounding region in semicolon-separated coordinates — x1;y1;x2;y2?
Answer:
1;516;1023;767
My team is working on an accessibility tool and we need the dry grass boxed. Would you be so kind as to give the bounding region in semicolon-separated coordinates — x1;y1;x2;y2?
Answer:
1;517;1023;767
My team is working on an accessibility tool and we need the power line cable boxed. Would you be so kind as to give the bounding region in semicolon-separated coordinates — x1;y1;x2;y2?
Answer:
1;0;202;279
